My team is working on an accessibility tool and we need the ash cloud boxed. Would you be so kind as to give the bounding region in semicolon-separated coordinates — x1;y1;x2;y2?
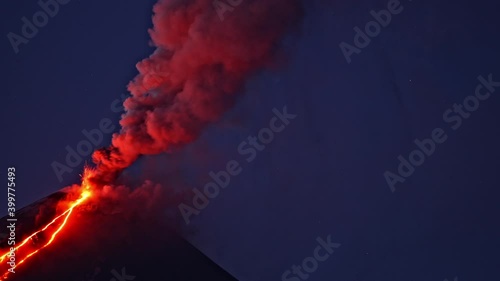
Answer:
91;0;304;184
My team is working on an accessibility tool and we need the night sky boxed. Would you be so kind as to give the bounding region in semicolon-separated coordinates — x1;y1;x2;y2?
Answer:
1;0;500;280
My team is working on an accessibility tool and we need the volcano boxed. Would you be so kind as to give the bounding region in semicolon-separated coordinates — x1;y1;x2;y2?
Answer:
0;190;238;281
0;0;305;279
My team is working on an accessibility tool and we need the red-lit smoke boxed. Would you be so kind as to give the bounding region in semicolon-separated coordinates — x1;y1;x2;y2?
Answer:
91;0;303;184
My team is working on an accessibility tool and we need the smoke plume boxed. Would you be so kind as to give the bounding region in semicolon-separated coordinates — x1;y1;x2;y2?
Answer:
91;0;303;184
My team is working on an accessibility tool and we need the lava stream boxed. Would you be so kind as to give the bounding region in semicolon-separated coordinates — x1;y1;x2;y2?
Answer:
0;169;95;280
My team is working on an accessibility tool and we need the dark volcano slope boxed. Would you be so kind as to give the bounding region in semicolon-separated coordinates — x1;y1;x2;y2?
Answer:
0;191;238;281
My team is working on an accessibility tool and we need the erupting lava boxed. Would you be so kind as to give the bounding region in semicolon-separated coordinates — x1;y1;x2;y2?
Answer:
0;168;96;280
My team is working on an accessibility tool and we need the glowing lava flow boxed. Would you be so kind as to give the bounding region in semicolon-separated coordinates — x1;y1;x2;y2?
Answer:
0;168;95;280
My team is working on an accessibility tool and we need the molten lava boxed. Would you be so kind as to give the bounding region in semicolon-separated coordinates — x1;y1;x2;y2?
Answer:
0;168;96;280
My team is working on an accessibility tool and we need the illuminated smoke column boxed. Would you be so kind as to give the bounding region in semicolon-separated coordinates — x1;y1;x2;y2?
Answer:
91;0;303;183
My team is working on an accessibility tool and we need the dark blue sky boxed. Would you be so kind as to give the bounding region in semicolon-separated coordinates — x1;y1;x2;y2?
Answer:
2;0;500;280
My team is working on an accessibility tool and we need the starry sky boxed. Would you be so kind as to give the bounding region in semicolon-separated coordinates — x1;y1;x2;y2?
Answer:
1;0;500;280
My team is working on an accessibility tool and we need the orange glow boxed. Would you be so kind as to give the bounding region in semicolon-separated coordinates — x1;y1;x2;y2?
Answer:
0;168;96;280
